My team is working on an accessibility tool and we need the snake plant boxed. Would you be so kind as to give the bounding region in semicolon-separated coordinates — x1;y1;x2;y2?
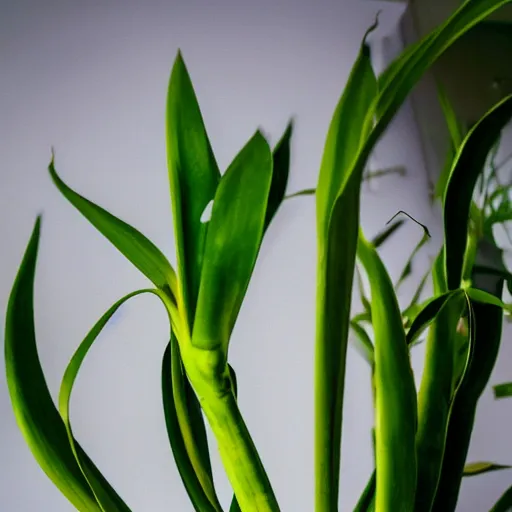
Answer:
5;0;512;511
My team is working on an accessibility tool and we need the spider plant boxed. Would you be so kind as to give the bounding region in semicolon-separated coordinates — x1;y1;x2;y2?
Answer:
4;1;512;511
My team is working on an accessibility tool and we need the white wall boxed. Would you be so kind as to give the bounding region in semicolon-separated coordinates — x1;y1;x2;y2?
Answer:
1;1;510;511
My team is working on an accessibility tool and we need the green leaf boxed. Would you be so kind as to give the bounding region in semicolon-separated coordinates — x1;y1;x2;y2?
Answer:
284;188;316;200
443;94;512;290
192;131;272;358
370;218;405;248
314;21;378;511
406;290;463;346
414;289;466;512
465;287;509;310
357;230;417;511
494;382;512;399
264;121;293;230
462;461;511;477
490;485;512;512
349;320;374;366
166;50;221;324
58;289;179;511
353;471;376;512
5;217;119;511
48;158;177;297
161;342;218;512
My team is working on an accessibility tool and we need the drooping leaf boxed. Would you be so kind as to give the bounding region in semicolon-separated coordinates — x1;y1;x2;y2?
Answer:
465;287;509;310
192;131;272;357
463;461;511;477
58;288;180;511
162;342;218;512
443;94;512;290
314;21;378;511
166;50;221;325
494;382;512;399
49;158;177;297
357;230;417;511
370;218;405;248
5;218;116;511
264;121;293;230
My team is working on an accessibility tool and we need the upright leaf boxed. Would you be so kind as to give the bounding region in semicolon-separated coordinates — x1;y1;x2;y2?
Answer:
314;22;378;511
490;484;512;512
5;218;114;511
192;131;272;358
49;158;177;296
166;50;221;324
357;230;417;512
264;121;293;230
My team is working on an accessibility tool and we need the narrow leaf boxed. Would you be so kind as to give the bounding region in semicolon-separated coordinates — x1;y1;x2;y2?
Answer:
264;121;293;230
357;230;417;511
192;131;272;356
349;320;374;366
314;22;378;511
490;485;512;512
162;343;218;512
463;461;511;477
166;50;221;324
443;94;512;290
5;218;113;511
370;218;405;248
49;158;177;296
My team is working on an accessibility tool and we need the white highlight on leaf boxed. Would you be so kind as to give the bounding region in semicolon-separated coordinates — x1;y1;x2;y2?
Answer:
200;199;214;223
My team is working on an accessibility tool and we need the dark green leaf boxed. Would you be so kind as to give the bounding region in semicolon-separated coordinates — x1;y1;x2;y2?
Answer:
490;484;512;512
353;471;376;512
494;382;512;399
264;121;293;230
444;94;512;290
166;50;221;324
349;320;374;365
49;158;177;296
370;218;405;248
162;342;218;512
5;217;117;511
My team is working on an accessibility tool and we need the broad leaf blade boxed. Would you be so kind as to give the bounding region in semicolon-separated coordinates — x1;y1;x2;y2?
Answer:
443;94;512;290
463;461;511;477
166;50;221;324
357;230;417;511
49;159;177;296
192;131;272;355
314;24;378;511
5;218;106;511
264;121;293;230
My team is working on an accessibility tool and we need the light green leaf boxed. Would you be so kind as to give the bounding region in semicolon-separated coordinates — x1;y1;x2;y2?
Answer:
465;287;509;310
5;217;122;511
494;382;512;399
166;50;221;324
357;230;417;511
443;94;512;290
193;131;272;357
49;158;177;297
463;461;511;477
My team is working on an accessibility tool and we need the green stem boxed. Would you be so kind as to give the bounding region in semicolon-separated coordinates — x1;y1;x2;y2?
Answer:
197;385;280;512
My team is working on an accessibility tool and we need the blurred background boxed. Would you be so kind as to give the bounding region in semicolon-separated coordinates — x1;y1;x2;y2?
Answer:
1;0;511;510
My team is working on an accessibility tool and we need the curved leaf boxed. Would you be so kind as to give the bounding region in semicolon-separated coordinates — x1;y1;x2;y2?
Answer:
5;217;120;511
349;320;374;366
490;484;512;512
443;94;512;290
48;158;177;297
166;50;221;325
